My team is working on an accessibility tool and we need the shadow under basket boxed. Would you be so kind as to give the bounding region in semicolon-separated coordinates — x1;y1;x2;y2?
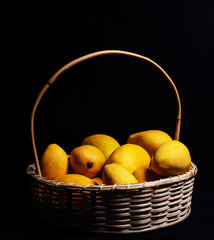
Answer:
28;50;198;234
27;162;197;234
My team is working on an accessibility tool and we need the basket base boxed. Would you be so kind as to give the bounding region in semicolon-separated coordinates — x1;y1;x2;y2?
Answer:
35;205;191;234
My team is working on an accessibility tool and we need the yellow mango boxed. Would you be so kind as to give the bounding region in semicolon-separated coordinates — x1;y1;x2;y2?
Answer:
54;174;96;185
82;134;120;159
107;143;150;173
151;140;191;177
40;144;69;180
102;163;138;185
128;130;172;157
70;145;106;178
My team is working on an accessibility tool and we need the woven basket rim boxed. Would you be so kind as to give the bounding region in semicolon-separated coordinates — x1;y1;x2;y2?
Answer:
26;162;197;191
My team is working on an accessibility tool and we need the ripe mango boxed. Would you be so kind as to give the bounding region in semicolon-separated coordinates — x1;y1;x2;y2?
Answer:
151;140;191;176
102;163;138;185
128;130;172;157
82;134;120;159
70;145;106;178
40;144;69;180
107;143;150;173
54;174;96;185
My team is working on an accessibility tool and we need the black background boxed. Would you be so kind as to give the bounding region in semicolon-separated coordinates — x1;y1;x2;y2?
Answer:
3;0;214;239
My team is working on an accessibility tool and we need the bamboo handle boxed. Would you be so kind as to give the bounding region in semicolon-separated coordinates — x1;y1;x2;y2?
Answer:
31;50;181;177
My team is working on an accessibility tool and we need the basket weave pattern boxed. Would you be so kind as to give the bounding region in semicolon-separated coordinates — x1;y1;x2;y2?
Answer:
27;162;197;233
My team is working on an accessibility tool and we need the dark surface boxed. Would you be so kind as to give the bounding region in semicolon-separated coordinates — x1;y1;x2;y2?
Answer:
3;0;214;239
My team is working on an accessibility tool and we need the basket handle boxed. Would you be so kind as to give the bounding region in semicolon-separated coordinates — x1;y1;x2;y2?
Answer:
31;50;181;177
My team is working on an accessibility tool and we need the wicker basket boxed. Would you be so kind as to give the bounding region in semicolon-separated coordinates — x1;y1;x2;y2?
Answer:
27;50;197;234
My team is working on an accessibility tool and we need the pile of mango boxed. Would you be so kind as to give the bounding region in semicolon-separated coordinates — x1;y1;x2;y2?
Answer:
40;130;191;185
